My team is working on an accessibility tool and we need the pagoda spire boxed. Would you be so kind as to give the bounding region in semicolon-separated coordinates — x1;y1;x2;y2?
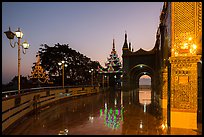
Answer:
129;42;131;51
113;38;115;51
122;31;128;49
111;38;116;54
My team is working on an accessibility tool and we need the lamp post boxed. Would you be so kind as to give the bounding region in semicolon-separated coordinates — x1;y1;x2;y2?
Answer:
58;61;68;88
114;75;117;87
89;69;94;86
104;75;107;87
102;75;104;90
107;75;109;88
4;27;30;94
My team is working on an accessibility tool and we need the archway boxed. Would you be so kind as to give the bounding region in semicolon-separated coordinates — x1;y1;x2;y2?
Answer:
129;64;155;104
139;74;151;89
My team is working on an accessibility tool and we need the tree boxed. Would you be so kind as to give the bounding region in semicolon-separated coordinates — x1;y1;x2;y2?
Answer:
35;43;101;86
2;75;32;91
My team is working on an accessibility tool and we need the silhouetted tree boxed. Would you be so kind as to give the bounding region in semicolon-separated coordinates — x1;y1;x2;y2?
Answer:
2;75;33;91
35;43;101;86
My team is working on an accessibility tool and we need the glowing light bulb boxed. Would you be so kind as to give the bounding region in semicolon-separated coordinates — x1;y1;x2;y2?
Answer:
192;44;197;49
183;43;188;49
188;37;192;41
161;123;166;130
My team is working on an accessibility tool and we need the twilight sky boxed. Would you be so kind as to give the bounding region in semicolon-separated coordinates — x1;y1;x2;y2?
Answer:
2;2;163;84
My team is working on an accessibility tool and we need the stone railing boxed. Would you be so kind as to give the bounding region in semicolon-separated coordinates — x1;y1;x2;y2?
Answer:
2;85;99;132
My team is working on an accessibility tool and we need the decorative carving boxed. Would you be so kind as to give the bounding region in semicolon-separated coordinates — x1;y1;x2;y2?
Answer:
171;2;202;57
196;2;202;34
178;76;189;84
29;53;53;84
170;56;200;111
170;2;202;111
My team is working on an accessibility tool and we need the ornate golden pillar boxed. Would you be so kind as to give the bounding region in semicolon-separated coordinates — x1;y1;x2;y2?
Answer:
160;67;168;130
161;36;169;109
161;35;170;127
170;2;202;129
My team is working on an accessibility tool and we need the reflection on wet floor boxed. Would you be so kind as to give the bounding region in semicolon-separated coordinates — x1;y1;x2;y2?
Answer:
5;88;202;135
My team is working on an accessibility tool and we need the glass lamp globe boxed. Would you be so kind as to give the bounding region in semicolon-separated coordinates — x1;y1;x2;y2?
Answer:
22;40;29;49
15;28;23;39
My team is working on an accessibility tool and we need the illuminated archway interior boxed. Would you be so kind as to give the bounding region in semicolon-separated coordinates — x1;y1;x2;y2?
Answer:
139;74;151;105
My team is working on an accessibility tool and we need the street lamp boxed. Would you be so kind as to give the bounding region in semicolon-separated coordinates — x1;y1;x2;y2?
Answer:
58;60;68;88
102;75;105;89
4;27;30;94
89;69;94;86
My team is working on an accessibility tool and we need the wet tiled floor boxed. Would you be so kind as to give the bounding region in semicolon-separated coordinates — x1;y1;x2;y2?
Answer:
4;89;202;135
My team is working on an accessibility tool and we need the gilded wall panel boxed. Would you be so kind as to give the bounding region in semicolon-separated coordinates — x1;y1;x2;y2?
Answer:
170;2;201;112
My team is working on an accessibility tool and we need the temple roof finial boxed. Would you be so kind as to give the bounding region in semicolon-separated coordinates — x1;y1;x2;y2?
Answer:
125;30;127;41
113;38;115;51
123;31;128;49
129;42;131;51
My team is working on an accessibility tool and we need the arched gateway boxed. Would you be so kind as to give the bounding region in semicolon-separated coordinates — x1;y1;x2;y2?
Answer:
121;32;163;105
122;2;202;131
